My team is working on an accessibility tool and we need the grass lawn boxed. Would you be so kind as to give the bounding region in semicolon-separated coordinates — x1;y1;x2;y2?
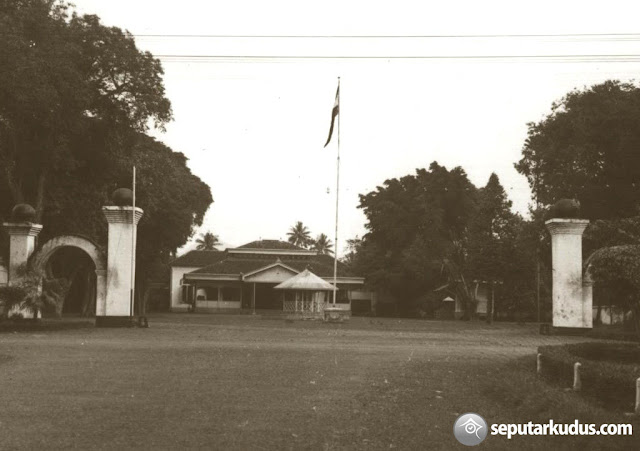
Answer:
0;314;638;450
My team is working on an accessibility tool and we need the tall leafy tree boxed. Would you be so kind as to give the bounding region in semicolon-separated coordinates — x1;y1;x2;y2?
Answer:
467;174;517;282
515;80;640;325
0;0;172;221
312;233;333;255
357;162;478;313
341;236;362;267
515;80;640;219
0;2;212;313
196;232;220;251
287;221;312;248
466;174;527;321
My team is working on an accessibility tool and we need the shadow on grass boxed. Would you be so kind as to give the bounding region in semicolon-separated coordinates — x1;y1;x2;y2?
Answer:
0;318;94;333
587;324;640;342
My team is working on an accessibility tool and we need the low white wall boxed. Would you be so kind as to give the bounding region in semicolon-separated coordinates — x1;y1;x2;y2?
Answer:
195;300;241;309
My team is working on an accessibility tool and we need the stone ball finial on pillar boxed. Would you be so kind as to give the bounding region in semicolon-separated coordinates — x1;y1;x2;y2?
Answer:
111;188;134;206
548;199;581;219
11;203;36;222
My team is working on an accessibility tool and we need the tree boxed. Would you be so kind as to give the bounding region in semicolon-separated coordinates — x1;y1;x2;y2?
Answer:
312;233;333;255
287;221;312;248
196;232;220;251
341;236;362;267
466;173;525;322
515;80;640;323
357;162;478;313
0;0;172;221
515;80;640;220
0;2;212;314
18;131;213;315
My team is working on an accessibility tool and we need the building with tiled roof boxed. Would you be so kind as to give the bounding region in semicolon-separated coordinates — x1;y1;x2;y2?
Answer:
170;239;367;313
170;250;226;268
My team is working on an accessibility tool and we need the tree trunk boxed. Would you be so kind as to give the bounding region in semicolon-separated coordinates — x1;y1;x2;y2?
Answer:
2;165;24;206
594;305;602;326
34;171;47;223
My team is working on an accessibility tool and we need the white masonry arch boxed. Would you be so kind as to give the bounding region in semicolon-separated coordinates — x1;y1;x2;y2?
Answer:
31;235;107;316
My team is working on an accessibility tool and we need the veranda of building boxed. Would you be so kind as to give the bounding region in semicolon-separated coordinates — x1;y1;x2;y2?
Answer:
169;240;369;313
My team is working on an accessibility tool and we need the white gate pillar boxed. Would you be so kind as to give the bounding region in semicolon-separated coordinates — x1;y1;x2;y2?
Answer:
545;218;590;329
2;204;43;318
97;190;143;327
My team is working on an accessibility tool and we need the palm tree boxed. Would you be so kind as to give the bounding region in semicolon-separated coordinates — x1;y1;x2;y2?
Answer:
312;233;334;255
287;221;312;248
195;231;220;250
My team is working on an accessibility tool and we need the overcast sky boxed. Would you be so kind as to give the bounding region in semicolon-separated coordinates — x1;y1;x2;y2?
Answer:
73;0;640;255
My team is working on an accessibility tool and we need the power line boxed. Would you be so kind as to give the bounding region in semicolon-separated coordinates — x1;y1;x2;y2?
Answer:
135;33;640;39
155;54;640;62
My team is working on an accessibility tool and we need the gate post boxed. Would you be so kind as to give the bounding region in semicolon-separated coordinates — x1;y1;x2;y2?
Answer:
545;200;590;330
2;204;43;319
97;189;143;327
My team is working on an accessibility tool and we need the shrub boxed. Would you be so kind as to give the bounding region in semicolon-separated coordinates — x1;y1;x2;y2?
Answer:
0;265;69;319
538;343;640;411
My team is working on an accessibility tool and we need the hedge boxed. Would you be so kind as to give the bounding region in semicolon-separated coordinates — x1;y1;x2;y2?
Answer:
538;342;640;412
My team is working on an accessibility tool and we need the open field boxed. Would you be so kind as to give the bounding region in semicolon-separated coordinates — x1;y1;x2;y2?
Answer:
0;314;638;450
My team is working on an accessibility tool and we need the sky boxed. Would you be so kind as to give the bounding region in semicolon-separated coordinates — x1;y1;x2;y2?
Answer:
72;0;640;255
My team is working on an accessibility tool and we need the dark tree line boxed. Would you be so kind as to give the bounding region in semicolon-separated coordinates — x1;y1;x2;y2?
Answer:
350;162;542;319
0;1;212;314
350;80;640;324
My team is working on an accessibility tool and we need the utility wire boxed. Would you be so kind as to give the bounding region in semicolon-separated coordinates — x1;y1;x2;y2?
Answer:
155;54;640;62
134;33;640;39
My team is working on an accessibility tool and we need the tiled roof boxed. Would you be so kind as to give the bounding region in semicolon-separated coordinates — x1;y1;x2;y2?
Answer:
188;254;357;278
189;258;271;275
170;250;226;267
236;239;304;250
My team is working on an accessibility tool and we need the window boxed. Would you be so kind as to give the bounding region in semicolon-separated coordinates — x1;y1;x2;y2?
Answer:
221;286;240;302
203;287;218;300
336;289;350;304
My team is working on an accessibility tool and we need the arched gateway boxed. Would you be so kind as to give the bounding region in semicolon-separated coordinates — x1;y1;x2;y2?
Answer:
3;192;143;325
31;235;107;316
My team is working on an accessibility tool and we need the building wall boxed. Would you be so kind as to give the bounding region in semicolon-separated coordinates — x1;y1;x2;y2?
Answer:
170;266;200;311
195;285;242;309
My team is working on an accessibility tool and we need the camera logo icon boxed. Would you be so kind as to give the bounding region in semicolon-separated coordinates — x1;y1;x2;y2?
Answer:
453;413;488;446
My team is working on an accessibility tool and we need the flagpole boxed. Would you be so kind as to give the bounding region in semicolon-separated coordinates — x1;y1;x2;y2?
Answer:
332;77;340;305
130;166;136;317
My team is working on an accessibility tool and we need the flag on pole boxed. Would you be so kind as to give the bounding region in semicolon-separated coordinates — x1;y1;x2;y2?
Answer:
324;84;340;147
